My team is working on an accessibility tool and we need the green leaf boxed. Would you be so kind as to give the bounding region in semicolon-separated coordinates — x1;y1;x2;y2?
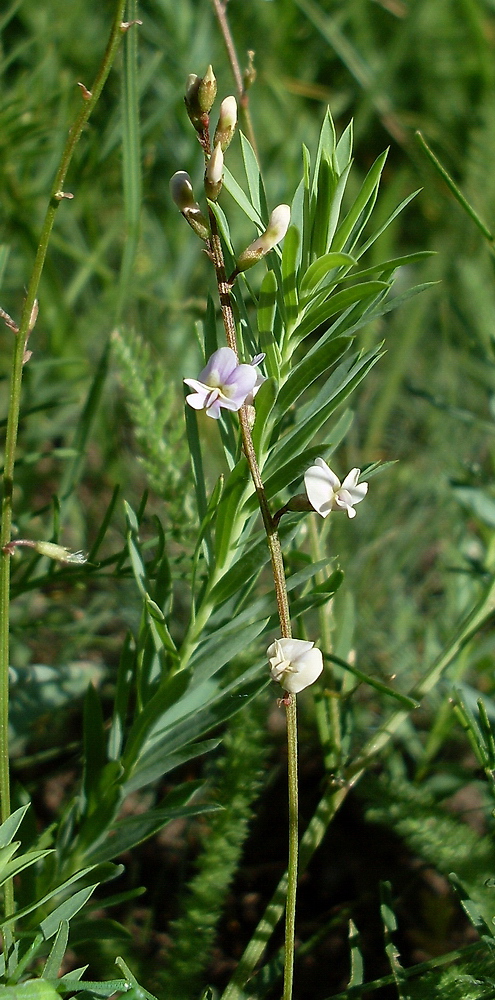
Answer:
42;920;69;980
124;501;147;597
214;457;252;570
122;669;191;773
257;270;281;380
276;335;350;413
292;280;389;343
299;252;356;299
281;224;300;329
0;866;98;929
267;349;381;474
123;738;221;795
82;683;106;815
40;885;99;939
240;131;267;218
0;805;29;848
0;984;60;1000
0;848;53;887
108;632;135;761
222;165;263;227
311;156;338;259
331;148;388;253
251;377;278;458
86;799;218;865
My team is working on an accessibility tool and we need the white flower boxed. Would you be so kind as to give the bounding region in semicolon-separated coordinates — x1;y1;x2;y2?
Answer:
236;205;291;272
304;458;368;519
267;638;323;695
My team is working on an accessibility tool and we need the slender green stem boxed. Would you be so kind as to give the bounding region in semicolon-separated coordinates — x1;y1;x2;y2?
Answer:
0;0;127;928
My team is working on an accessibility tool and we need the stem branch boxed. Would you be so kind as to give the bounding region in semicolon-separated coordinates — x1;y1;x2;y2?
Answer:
0;0;127;928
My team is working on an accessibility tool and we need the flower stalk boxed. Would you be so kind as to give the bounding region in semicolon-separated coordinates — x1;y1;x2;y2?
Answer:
0;0;127;930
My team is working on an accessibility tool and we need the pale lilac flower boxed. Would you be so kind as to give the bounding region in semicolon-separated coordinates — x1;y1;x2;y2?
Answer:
304;458;368;519
184;347;258;419
267;637;323;694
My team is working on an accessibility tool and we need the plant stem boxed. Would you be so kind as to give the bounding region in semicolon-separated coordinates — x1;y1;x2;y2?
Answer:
0;0;127;927
206;201;297;1000
209;0;259;160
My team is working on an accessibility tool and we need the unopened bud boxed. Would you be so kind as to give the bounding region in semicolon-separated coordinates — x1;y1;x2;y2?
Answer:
170;171;210;241
35;542;87;564
235;205;291;274
198;65;217;113
205;143;224;201
3;538;87;564
213;96;237;151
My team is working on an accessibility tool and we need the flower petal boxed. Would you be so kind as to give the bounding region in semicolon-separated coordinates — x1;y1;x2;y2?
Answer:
345;482;368;504
341;468;360;490
199;347;238;386
304;460;340;517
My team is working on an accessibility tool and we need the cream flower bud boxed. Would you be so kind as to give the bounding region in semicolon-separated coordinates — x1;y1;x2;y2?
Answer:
170;171;210;242
214;96;238;151
235;205;291;274
205;143;224;201
267;638;323;695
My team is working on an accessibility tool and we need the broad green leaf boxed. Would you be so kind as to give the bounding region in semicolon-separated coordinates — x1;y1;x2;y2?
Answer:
124;664;267;775
0;841;21;875
330;149;388;253
299;252;356;299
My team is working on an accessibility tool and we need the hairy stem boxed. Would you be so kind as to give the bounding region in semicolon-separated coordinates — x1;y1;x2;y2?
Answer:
0;0;128;929
207;202;297;1000
209;0;259;160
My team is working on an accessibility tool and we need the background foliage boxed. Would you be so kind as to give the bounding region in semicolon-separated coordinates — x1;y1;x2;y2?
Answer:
2;0;495;997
